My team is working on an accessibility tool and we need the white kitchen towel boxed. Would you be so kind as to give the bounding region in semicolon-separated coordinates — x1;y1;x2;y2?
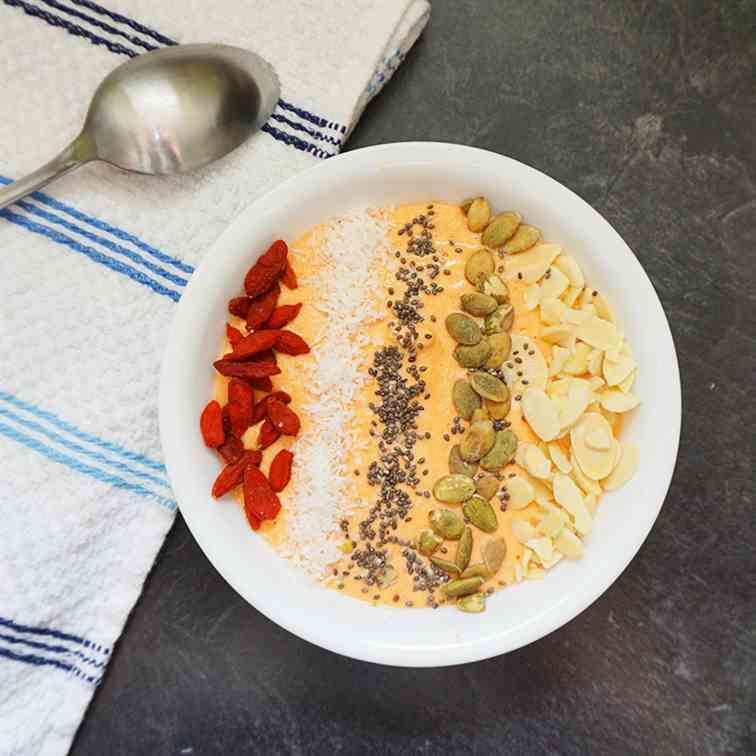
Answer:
0;1;429;753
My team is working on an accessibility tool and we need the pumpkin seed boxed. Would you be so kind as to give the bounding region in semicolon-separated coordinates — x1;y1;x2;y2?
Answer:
503;224;541;254
483;538;508;574
482;211;522;247
461;563;491;580
477;273;510;304
484;304;515;334
430;556;460;575
429;509;465;540
452;379;481;420
484;332;512;369
461;292;498;317
454;339;492;368
457;593;486;613
455;527;473;571
445;313;481;345
432;474;476;504
463;495;499;532
443;576;484;597
465;248;495;285
467;197;491;232
485;396;511;420
460;197;478;213
417;529;443;556
469;372;509;402
459;419;496;462
475;475;500;500
480;429;518;470
471;407;490;422
449;444;478;477
378;566;397;589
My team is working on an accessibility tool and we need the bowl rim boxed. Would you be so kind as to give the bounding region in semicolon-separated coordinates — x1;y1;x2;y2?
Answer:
159;141;682;667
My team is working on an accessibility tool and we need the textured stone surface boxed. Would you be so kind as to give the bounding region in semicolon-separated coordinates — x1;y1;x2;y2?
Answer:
72;2;756;754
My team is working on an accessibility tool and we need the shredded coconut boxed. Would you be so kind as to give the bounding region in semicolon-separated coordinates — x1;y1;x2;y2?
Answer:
280;210;391;575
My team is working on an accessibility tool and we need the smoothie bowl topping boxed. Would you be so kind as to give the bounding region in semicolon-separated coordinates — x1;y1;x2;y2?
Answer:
200;198;640;614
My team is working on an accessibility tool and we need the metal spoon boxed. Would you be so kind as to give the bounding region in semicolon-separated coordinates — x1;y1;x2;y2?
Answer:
0;44;280;210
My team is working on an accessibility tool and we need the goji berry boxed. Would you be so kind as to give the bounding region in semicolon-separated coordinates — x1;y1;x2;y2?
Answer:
200;400;224;448
281;260;298;290
257;417;280;449
245;507;261;531
275;330;310;356
227;379;255;436
264;302;302;330
268;390;292;404
243;465;281;521
213;360;280;379
212;449;258;498
246;283;280;331
249;376;273;392
228;296;250;319
244;240;288;298
267;399;301;436
249;348;277;364
226;330;280;362
250;390;292;426
217;433;244;464
221;404;232;435
269;449;293;492
226;323;244;346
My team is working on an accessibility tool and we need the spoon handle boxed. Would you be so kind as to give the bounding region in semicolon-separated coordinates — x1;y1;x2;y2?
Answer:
0;138;92;210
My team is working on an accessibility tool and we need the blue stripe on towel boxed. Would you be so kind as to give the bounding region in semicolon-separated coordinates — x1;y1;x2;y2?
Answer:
270;112;344;147
37;0;156;51
278;99;347;134
0;177;195;276
2;0;137;56
0;647;99;684
0;207;182;302
0;632;107;669
0;391;166;474
0;407;171;491
0;616;109;652
261;123;336;160
0;421;177;511
67;0;177;46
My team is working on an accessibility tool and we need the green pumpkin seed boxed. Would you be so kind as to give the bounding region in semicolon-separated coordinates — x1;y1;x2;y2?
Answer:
467;197;491;232
443;576;484;597
479;429;518;471
449;445;478;477
378;566;397;589
445;313;481;345
475;475;500;500
503;224;540;253
429;509;465;540
459;419;496;462
463;495;499;533
482;211;522;248
417;529;443;556
465;249;495;285
469;372;509;402
484;332;512;369
484;304;515;334
433;474;476;504
455;526;473;571
457;593;487;613
461;292;498;317
485;396;512;420
483;538;508;574
454;339;492;368
460;197;478;213
461;563;491;580
471;407;490;422
431;556;460;575
452;379;481;420
477;273;510;304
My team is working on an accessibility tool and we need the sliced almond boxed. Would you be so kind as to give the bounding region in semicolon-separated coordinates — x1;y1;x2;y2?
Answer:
524;283;541;311
526;536;554;563
579;303;597;316
579;288;615;322
602;442;639;490
561;307;591;325
549;345;570;376
587;349;604;376
531;478;554;507
512;520;538;544
555;528;584;559
603;354;637;386
522;388;561;441
540;551;564;570
514;442;528;469
563;342;592;375
553;254;585;288
570;450;602;495
507;475;534;510
547;442;572;473
559;379;592;429
619;369;636;393
540;325;574;346
538;508;567;538
584;492;598;516
588;375;605;392
570;412;616;480
575;316;621;351
600;389;640;413
523;444;552;479
548;378;571;397
539;266;569;300
562;285;583;307
501;334;548;393
604;336;625;363
553;474;592;535
504;243;561;283
585;424;612;451
540;297;567;324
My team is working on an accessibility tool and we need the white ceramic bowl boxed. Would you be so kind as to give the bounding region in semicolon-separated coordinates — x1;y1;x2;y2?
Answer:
160;142;681;667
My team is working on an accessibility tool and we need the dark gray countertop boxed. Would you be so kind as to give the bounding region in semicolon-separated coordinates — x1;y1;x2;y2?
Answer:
72;2;756;754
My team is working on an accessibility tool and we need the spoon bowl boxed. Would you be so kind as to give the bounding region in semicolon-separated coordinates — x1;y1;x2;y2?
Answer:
0;44;280;208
